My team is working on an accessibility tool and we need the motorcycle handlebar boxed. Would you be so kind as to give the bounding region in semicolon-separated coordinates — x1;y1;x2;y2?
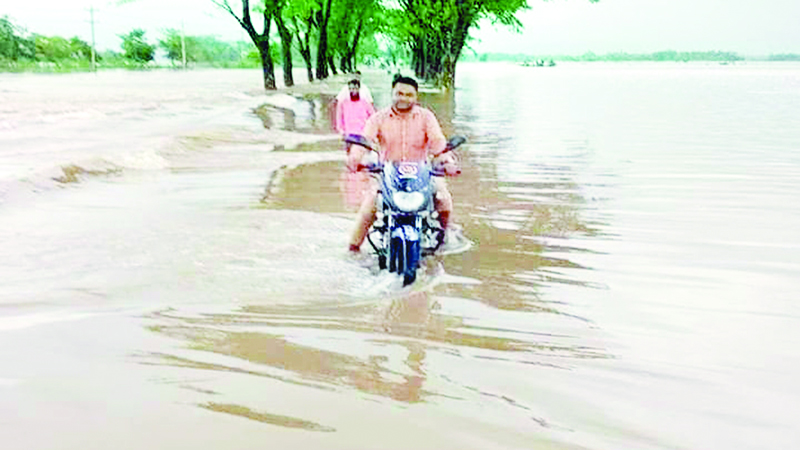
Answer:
354;163;383;173
352;164;460;177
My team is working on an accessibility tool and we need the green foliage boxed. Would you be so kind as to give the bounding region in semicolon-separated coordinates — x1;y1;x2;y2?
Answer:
566;50;744;62
159;29;190;63
327;0;384;70
0;16;35;61
30;35;93;63
389;0;533;87
69;37;93;60
462;51;747;63
767;54;800;61
119;29;155;63
159;30;245;65
35;36;70;61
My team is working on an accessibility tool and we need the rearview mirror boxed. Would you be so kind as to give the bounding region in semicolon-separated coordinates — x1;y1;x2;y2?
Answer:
344;134;375;151
446;135;467;151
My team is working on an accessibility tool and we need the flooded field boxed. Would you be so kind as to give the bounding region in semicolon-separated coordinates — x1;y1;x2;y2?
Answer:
1;63;799;449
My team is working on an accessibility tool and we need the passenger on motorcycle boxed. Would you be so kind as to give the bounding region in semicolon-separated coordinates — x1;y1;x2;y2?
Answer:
347;75;456;255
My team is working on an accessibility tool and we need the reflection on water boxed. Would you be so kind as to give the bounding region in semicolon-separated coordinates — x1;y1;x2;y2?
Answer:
199;402;337;432
145;285;605;406
252;94;335;134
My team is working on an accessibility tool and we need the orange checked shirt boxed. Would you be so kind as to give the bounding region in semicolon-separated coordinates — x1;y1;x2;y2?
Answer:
361;104;447;162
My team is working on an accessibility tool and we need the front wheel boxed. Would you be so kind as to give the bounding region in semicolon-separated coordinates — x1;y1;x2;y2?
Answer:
402;239;420;286
389;227;421;286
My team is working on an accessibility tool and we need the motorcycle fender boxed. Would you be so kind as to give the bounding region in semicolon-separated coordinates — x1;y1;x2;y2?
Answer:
391;224;420;242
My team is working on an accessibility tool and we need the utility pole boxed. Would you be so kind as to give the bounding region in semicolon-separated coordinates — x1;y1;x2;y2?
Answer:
181;21;187;69
89;6;97;72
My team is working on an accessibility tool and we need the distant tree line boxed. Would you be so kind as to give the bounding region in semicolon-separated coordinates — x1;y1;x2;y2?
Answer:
462;50;800;63
0;16;263;71
767;54;800;61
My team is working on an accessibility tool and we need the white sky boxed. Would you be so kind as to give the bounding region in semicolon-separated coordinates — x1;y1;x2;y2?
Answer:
3;0;799;55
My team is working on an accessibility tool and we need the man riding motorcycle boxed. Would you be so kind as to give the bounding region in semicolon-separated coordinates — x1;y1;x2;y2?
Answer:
347;75;457;256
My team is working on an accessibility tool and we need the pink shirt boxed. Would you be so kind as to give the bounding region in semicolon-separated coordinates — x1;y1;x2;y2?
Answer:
336;97;375;135
361;105;447;162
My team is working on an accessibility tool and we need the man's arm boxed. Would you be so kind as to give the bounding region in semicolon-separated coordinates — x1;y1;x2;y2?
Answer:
348;112;380;170
335;100;345;134
424;109;447;157
361;111;380;144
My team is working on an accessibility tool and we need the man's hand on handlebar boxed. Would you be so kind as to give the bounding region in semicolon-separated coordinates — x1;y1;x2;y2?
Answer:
347;144;368;172
433;151;461;176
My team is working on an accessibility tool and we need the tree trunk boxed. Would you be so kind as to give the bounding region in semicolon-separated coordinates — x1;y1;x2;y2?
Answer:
439;14;472;91
440;57;456;90
275;14;294;87
328;54;338;75
295;16;314;82
218;0;276;91
258;40;277;90
257;10;276;91
344;19;363;74
315;0;334;80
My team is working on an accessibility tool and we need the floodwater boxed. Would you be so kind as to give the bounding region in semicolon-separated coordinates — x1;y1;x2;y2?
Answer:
1;63;799;449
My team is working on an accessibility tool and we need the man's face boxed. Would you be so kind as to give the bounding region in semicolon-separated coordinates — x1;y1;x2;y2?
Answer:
392;83;417;112
348;83;360;99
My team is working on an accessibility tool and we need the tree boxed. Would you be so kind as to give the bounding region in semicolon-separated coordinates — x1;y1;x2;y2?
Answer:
391;0;588;90
34;36;73;61
328;0;383;73
311;0;336;80
120;29;155;63
293;12;316;82
31;35;92;62
285;0;317;82
69;37;93;60
159;29;194;64
0;16;35;61
274;0;295;86
217;0;278;90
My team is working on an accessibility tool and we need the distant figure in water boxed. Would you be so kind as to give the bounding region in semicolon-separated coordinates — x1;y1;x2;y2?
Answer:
337;78;376;210
336;71;373;107
336;79;376;147
329;71;373;130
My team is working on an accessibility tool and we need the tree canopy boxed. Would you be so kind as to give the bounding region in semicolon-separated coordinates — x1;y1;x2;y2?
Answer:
213;0;558;90
120;29;155;63
0;16;35;61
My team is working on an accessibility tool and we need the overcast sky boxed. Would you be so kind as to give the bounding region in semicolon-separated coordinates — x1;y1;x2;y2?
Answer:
3;0;799;55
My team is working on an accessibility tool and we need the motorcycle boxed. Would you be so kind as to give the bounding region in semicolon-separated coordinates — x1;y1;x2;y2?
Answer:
346;134;466;286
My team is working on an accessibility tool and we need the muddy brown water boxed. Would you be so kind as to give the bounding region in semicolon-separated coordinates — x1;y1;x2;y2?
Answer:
1;64;799;449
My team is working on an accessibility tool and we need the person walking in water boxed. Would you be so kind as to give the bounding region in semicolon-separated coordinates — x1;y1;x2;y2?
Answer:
336;78;376;147
329;71;373;130
337;71;373;106
337;78;376;210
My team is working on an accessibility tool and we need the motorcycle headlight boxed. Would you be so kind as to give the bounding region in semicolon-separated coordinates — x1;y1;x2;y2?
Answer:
392;191;425;212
